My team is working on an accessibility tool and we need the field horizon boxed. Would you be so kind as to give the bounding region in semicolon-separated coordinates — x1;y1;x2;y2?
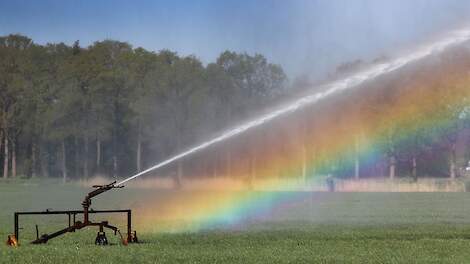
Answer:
2;179;470;263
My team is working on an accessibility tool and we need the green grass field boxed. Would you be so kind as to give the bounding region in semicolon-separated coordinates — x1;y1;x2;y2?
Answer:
2;179;470;263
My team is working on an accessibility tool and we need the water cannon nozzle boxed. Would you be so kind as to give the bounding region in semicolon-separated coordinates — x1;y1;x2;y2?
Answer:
92;181;124;189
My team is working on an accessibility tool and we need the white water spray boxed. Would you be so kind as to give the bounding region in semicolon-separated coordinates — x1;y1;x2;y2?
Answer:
117;28;470;186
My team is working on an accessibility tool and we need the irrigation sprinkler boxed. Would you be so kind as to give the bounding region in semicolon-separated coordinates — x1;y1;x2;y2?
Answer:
6;181;138;246
5;27;469;248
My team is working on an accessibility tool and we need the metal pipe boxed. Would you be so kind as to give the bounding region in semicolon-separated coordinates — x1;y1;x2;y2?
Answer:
127;211;132;242
14;213;18;241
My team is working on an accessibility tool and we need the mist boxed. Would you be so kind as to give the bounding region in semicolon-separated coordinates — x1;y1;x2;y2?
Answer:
276;0;470;79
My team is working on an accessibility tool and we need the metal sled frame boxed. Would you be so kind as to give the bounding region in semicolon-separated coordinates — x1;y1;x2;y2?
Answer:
14;209;133;244
11;181;137;245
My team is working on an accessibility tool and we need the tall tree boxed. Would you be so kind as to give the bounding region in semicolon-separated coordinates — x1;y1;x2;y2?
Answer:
0;34;34;178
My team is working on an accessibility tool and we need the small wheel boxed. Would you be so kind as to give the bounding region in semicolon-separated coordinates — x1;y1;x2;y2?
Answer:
131;231;138;243
95;232;108;245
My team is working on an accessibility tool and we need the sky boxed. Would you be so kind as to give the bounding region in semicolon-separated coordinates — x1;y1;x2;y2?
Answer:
1;0;470;79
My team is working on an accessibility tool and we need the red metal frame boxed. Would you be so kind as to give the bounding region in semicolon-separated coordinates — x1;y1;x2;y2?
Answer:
11;181;137;245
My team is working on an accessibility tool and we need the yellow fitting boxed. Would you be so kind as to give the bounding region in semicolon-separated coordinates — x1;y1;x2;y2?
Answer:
6;235;18;247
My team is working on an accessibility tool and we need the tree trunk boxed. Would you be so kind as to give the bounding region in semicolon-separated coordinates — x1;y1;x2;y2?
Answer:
174;135;183;188
450;143;457;179
301;142;307;183
83;135;89;179
74;137;79;178
3;128;8;179
354;158;360;180
112;129;118;179
96;138;101;168
112;96;119;179
310;144;316;178
225;106;233;178
61;139;67;183
389;155;396;180
136;120;142;172
354;135;360;180
112;133;118;179
0;130;3;163
31;140;37;178
11;138;16;178
39;142;49;178
412;155;417;181
113;155;118;179
388;134;396;180
300;119;308;184
250;150;257;189
175;160;183;188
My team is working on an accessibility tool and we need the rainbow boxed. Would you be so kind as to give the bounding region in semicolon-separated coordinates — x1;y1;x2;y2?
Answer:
132;38;470;233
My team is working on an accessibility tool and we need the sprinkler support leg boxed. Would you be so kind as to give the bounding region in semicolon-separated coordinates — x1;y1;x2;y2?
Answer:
127;210;132;242
14;213;18;242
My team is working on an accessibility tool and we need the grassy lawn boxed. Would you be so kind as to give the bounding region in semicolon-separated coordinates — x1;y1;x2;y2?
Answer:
2;179;470;263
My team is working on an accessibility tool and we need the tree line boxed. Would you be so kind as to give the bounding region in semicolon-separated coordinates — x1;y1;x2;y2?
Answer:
0;34;287;182
1;33;470;184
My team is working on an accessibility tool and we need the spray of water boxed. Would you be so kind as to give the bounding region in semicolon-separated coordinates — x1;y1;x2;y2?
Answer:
117;28;470;186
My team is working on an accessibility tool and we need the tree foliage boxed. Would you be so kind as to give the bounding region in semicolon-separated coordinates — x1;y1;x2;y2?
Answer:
0;35;287;180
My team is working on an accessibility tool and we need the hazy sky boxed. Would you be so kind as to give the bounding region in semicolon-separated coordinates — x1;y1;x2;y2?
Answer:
1;0;470;78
